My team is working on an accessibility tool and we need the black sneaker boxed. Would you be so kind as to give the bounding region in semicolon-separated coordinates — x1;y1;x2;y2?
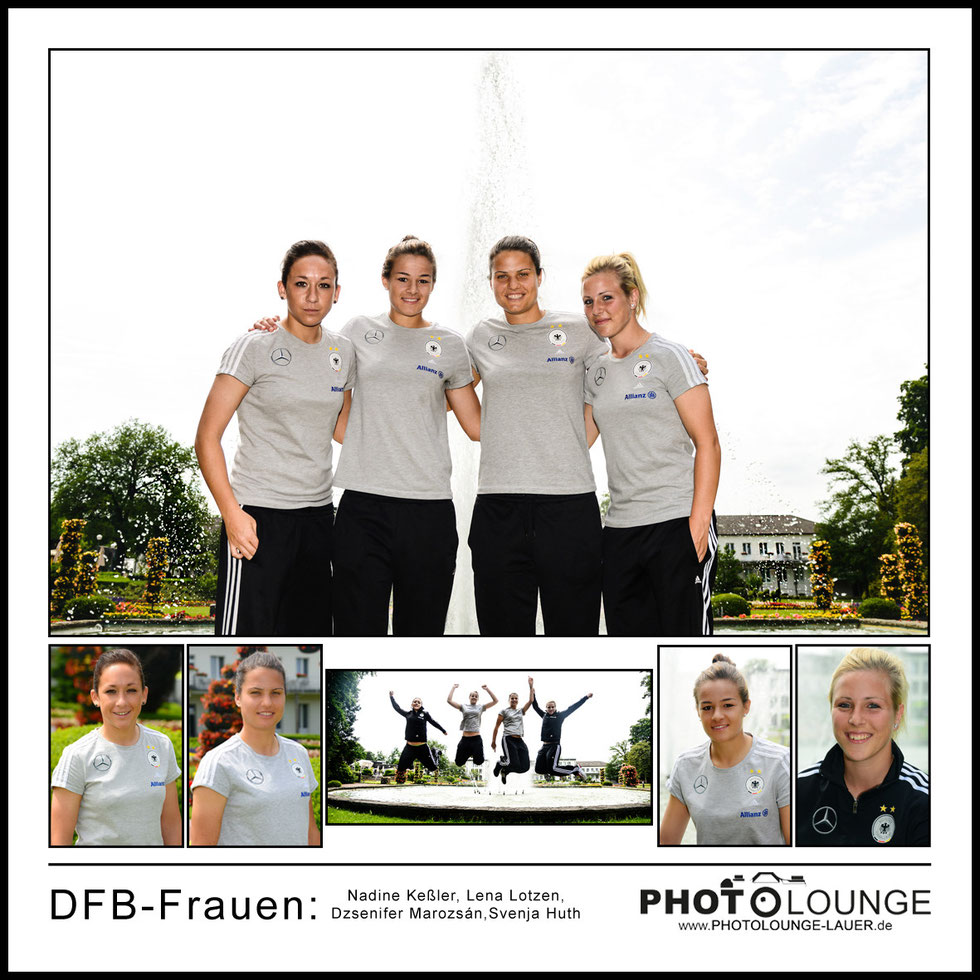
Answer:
500;771;507;785
493;762;501;777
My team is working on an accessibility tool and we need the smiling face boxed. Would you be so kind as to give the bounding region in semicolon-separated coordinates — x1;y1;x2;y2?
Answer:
235;667;285;732
411;697;423;712
831;670;903;767
383;254;434;324
491;250;543;323
508;693;520;708
92;663;146;740
696;679;749;744
468;691;480;704
581;271;638;341
277;254;339;329
545;701;557;715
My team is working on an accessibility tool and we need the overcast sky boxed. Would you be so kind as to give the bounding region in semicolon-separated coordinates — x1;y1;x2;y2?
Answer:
47;46;927;520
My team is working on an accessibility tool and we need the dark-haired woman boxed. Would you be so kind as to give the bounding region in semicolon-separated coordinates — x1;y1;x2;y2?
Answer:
660;655;789;845
253;235;481;636
464;237;614;636
190;652;319;846
196;240;355;635
51;649;181;846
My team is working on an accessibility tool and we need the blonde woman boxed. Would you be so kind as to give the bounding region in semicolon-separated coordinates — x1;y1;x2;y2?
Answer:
797;648;928;845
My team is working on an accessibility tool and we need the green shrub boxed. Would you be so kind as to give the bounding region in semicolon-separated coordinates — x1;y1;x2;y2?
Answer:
327;780;343;789
63;594;116;620
858;597;902;620
710;593;750;617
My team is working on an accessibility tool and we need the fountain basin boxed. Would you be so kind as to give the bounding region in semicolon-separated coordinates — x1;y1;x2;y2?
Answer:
327;783;652;823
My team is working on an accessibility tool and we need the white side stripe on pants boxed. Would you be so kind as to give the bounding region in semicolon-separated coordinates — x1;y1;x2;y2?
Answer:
222;543;243;635
700;520;718;635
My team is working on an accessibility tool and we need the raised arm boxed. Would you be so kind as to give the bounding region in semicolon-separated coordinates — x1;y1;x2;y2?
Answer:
673;384;721;562
482;684;498;710
389;692;409;717
446;384;481;441
195;373;258;559
447;683;462;711
561;693;593;719
531;694;544;718
522;675;535;714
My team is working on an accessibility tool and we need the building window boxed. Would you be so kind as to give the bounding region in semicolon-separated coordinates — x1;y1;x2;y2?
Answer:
297;657;309;677
298;702;309;731
761;567;772;582
210;655;224;677
724;542;735;553
793;542;802;559
759;542;770;555
742;543;752;555
775;542;785;555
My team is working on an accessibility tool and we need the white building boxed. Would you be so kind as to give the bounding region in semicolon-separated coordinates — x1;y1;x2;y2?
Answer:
716;515;816;596
187;645;321;737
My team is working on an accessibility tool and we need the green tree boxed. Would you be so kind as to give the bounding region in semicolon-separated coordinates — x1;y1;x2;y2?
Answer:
629;718;651;745
815;435;898;598
896;371;928;465
626;741;652;783
895;447;928;563
713;547;746;595
325;671;373;783
50;420;212;574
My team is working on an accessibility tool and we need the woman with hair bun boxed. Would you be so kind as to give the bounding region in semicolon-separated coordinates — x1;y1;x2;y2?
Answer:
797;647;929;846
51;649;181;846
190;652;319;846
252;235;481;636
196;239;354;636
660;654;790;845
581;252;721;637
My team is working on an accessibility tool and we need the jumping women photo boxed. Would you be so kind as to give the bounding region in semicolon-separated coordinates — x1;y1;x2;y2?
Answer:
51;649;181;846
660;654;789;845
797;648;929;846
190;652;320;846
582;252;721;636
196;240;354;635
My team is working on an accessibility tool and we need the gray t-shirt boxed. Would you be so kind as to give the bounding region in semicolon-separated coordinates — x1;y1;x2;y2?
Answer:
218;326;355;508
333;313;474;499
499;706;525;737
585;333;706;527
459;703;486;732
666;736;790;845
467;311;609;494
51;724;180;846
192;733;318;846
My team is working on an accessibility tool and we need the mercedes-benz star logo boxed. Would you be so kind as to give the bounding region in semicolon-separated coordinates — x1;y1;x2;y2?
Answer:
93;754;112;772
245;768;265;784
488;335;507;351
812;806;838;834
593;366;606;387
365;329;385;344
270;347;292;366
694;774;708;794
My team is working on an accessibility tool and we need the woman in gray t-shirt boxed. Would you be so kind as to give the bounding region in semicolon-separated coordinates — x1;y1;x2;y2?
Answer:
190;652;319;846
582;252;721;637
51;649;181;846
660;655;790;846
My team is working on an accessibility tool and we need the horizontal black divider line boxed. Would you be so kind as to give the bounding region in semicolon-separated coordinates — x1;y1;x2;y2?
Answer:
48;861;932;868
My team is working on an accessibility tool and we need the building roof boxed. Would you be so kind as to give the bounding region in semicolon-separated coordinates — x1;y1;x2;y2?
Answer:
716;515;816;535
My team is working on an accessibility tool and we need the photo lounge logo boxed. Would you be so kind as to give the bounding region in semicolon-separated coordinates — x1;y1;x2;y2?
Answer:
640;871;930;932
